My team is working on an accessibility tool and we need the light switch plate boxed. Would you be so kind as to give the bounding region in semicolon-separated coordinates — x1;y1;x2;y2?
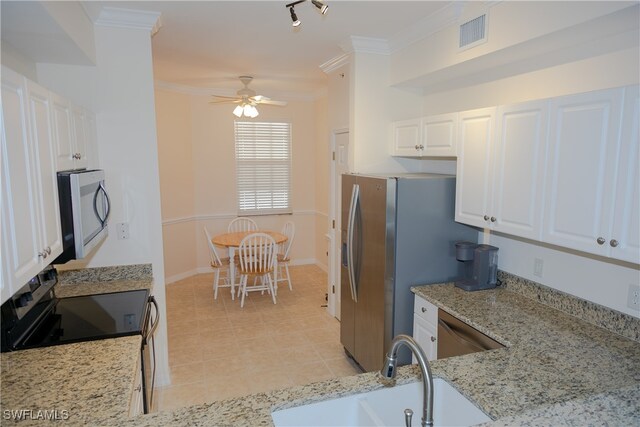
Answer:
533;258;543;278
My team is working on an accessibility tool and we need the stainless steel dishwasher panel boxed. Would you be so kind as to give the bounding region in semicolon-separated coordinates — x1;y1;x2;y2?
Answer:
437;309;504;359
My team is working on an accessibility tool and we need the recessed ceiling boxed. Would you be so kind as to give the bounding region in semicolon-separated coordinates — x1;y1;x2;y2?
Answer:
84;1;452;96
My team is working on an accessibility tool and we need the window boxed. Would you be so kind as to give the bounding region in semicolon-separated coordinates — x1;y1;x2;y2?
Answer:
234;121;292;214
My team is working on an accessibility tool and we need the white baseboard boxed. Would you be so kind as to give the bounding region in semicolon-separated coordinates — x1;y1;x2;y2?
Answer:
165;260;324;284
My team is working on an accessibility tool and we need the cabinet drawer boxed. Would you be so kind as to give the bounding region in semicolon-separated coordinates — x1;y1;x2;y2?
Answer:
414;295;438;327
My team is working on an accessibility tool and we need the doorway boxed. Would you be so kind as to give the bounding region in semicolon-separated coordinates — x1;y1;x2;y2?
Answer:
327;129;349;319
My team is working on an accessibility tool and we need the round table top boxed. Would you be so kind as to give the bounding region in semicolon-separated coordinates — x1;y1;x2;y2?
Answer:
212;231;287;247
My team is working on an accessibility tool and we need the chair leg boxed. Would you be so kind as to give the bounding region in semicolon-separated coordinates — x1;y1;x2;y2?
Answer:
239;275;247;308
284;263;292;290
213;268;220;300
266;274;277;305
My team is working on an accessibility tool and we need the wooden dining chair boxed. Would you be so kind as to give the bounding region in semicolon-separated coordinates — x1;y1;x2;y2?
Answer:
203;227;232;300
227;217;258;233
236;233;277;308
276;221;295;291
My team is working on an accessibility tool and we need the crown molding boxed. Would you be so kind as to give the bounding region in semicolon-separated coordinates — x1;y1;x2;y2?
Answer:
339;36;391;55
94;7;162;35
319;53;350;74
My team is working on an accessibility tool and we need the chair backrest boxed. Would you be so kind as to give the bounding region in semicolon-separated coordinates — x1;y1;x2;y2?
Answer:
227;217;258;233
204;227;223;267
237;233;276;274
280;221;295;258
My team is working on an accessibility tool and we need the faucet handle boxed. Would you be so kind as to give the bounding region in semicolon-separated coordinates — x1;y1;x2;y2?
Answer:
404;408;413;427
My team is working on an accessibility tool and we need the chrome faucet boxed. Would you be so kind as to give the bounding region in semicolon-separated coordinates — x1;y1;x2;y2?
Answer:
380;334;434;427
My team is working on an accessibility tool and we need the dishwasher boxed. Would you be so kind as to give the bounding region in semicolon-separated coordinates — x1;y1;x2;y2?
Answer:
437;309;504;359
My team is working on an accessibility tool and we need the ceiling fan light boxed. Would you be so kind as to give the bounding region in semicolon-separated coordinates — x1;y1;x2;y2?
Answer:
248;105;259;118
311;0;328;15
289;7;301;27
233;105;243;117
243;104;253;117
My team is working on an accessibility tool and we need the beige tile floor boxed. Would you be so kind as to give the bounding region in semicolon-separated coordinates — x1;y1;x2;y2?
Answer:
154;264;362;412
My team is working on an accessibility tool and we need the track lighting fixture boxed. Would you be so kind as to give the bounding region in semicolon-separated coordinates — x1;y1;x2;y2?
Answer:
311;0;328;15
289;6;301;27
285;0;328;27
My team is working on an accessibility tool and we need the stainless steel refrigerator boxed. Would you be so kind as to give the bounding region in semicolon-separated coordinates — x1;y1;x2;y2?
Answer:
340;173;477;372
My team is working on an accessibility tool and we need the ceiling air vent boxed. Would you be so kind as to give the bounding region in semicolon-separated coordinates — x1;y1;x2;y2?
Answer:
459;13;487;50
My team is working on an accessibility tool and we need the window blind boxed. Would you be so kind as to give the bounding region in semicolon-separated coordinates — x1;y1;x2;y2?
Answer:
234;121;292;215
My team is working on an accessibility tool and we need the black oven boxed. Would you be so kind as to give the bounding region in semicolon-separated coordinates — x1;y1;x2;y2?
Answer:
1;268;158;413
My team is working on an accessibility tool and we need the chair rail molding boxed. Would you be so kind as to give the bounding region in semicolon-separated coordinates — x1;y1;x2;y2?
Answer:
162;210;326;226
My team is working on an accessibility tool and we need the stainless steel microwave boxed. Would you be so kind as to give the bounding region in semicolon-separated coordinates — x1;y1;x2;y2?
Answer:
54;170;111;263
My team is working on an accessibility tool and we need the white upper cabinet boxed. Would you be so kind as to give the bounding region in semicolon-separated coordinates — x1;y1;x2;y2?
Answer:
543;87;624;257
422;113;458;157
610;86;639;264
491;100;548;239
391;118;422;156
456;103;548;236
391;113;458;157
1;67;62;303
53;94;90;171
455;107;496;228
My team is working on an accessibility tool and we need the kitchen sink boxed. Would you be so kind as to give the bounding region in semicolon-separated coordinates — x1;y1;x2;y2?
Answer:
271;378;491;426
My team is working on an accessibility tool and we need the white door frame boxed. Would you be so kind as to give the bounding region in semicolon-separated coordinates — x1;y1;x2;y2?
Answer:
327;128;349;319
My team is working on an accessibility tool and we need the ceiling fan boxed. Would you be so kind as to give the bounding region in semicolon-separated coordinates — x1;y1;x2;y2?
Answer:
210;76;287;118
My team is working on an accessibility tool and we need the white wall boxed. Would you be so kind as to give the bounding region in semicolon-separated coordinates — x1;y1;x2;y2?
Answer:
384;3;640;317
156;86;328;283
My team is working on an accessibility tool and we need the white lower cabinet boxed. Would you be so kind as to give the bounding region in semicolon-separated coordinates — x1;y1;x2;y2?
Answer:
413;296;438;362
1;67;62;304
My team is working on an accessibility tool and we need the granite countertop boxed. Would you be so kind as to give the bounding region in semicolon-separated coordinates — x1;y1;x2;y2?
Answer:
0;336;141;426
2;266;639;426
54;264;153;298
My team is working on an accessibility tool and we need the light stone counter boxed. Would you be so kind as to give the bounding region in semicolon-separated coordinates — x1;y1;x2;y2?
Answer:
0;336;141;426
2;268;639;426
54;264;153;298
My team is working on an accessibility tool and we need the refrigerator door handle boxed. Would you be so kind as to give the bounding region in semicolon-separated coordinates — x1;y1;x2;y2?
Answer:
347;183;359;302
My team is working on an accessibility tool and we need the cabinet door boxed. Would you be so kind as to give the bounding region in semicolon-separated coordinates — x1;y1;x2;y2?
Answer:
26;81;63;261
413;315;437;362
543;88;623;256
455;107;496;228
422;113;457;157
391;118;422;156
492;100;548;240
610;86;640;263
51;94;75;171
1;68;42;296
71;106;88;169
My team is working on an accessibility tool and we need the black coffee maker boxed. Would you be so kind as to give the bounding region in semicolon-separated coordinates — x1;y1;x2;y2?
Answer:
454;242;499;291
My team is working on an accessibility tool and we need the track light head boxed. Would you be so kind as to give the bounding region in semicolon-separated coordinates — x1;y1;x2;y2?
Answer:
285;0;327;28
311;0;328;15
289;7;301;27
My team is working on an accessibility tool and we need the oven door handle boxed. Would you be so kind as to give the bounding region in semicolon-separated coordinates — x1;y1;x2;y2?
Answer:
93;183;111;227
145;296;159;341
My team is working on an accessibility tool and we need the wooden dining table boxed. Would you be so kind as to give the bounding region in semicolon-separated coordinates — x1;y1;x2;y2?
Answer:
211;230;288;296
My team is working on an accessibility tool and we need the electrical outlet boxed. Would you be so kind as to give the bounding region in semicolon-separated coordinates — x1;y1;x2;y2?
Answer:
117;222;129;240
533;258;544;278
628;283;640;311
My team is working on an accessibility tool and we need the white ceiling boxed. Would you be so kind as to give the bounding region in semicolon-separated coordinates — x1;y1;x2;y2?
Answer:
83;1;453;97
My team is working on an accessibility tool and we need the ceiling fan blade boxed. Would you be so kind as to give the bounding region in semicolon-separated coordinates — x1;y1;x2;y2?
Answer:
211;94;240;100
258;99;288;106
251;95;287;106
209;99;242;104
